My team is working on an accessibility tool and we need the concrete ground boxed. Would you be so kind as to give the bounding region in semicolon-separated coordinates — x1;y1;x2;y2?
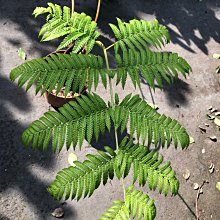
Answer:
0;0;220;219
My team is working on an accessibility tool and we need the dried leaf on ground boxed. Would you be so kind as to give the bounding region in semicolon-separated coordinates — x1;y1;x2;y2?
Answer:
209;136;217;142
214;117;220;127
216;182;220;191
209;163;215;174
183;168;190;180
51;208;64;218
190;136;195;144
207;114;215;120
211;108;217;113
198;126;206;133
68;153;78;167
193;183;199;190
213;53;220;59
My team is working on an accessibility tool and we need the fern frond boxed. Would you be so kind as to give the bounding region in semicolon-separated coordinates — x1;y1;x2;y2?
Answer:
114;49;191;89
48;147;116;201
115;139;180;196
10;53;108;95
110;18;170;53
115;94;190;149
99;200;129;220
21;94;113;151
100;186;156;220
34;3;100;53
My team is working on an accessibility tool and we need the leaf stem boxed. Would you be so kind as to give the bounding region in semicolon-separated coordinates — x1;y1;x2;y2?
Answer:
71;0;75;17
106;43;115;51
94;0;102;23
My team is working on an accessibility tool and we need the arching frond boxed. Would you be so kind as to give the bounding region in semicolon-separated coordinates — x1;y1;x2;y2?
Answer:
115;139;180;196
20;93;189;151
48;146;116;201
109;18;170;53
99;200;129;220
100;186;156;220
114;49;191;89
10;53;107;95
116;94;190;149
49;138;178;203
21;94;113;151
33;3;100;53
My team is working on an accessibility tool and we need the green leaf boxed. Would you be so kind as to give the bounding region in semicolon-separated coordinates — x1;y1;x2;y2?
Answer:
21;94;113;151
100;186;156;220
49;149;116;201
114;49;191;90
10;53;107;95
18;48;26;60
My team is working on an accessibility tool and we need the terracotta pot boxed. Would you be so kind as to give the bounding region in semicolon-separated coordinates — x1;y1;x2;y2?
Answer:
44;86;87;108
43;50;87;108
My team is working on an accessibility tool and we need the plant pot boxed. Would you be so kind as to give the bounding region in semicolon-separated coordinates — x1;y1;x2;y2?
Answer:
44;86;87;108
43;50;88;108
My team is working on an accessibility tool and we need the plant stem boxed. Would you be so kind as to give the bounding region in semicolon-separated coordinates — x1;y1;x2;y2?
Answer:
103;48;114;106
106;43;115;51
103;48;119;152
94;0;102;23
102;46;125;197
71;0;75;17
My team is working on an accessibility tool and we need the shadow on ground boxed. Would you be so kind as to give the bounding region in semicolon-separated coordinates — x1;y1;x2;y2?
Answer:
0;0;219;219
0;0;218;105
0;74;76;219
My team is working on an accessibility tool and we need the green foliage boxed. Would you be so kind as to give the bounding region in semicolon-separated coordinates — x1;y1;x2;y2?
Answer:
100;186;156;220
10;7;192;219
115;139;179;196
110;18;170;53
22;93;112;151
33;3;100;53
116;94;189;148
10;49;191;100
10;53;107;95
114;49;191;89
48;146;116;200
48;138;179;201
21;93;189;151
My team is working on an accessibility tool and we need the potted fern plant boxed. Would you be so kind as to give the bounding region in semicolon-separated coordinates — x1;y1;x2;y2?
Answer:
28;0;102;107
10;1;192;219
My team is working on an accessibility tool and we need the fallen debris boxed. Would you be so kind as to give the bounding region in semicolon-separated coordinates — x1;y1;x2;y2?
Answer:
198;126;206;133
68;153;78;167
209;163;215;174
183;168;190;180
214;117;220;127
209;136;217;142
207;114;215;120
216;182;220;191
51;208;64;218
190;136;195;144
193;183;199;190
195;180;209;220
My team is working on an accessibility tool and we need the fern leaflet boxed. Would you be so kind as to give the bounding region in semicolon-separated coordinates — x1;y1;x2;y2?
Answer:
100;185;156;220
33;3;100;53
21;94;113;151
110;18;170;53
114;49;191;89
48;146;116;200
10;53;108;95
116;94;190;149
